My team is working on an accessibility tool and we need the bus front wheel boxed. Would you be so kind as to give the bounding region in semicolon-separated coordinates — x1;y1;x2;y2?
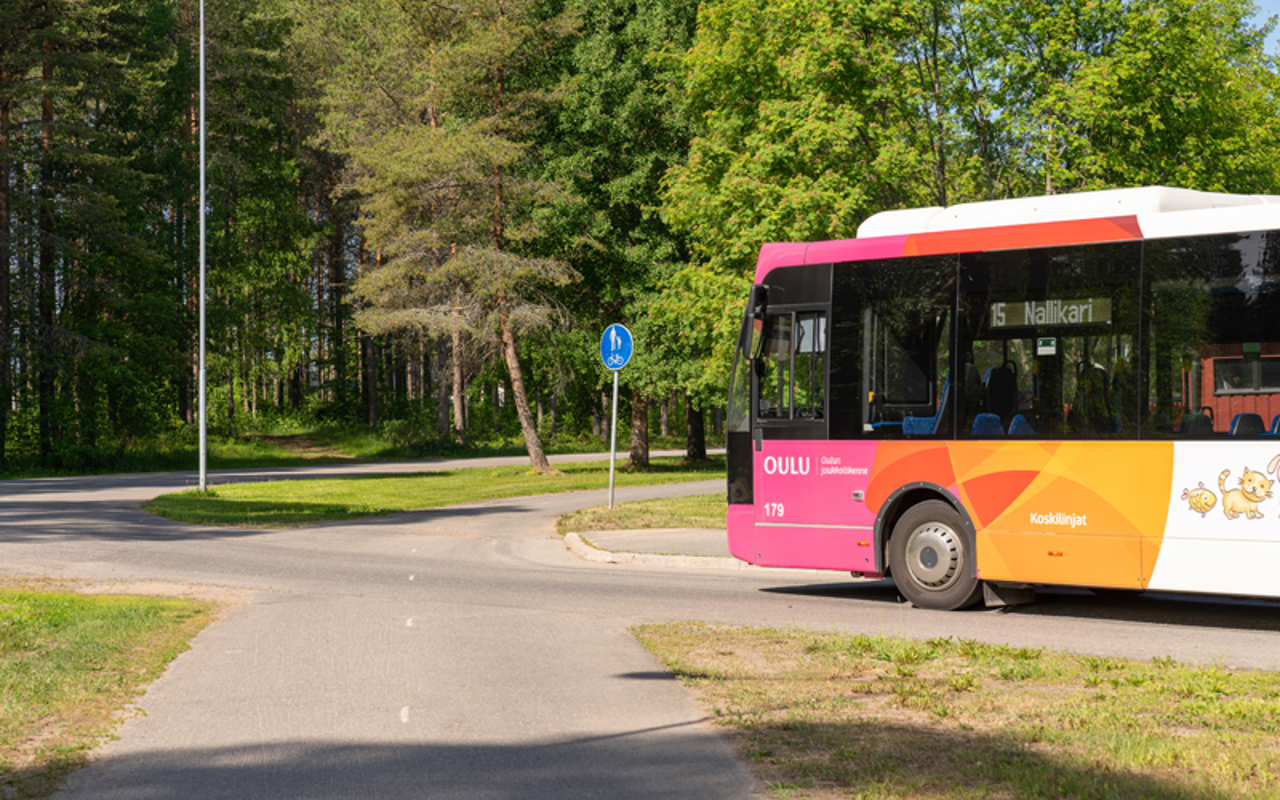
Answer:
888;500;983;610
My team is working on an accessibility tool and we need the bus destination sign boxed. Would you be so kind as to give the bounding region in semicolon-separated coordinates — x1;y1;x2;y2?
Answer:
989;298;1111;329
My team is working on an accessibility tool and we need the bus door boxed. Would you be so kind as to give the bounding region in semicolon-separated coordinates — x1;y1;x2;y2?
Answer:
751;307;829;525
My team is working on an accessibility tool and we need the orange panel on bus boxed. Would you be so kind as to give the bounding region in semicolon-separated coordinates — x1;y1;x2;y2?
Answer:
977;531;1144;588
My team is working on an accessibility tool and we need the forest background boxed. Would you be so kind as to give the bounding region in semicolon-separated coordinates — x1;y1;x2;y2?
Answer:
2;0;1280;475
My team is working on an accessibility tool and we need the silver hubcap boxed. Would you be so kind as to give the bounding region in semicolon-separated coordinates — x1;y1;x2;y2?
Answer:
905;521;961;590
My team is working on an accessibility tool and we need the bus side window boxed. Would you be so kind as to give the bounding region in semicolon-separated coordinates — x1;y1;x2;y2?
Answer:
960;244;1141;439
828;255;957;440
1144;232;1280;439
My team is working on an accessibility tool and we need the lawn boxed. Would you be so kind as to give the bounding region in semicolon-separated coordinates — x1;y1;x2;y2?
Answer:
556;492;726;535
636;622;1280;800
0;579;215;799
145;456;725;528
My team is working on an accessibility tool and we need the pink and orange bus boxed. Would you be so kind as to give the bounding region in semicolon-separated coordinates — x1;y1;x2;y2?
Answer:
726;187;1280;609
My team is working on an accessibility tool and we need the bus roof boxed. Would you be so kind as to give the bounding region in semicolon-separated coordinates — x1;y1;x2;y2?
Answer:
754;186;1280;283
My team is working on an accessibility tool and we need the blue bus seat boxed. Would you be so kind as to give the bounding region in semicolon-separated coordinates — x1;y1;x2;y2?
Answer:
903;373;951;436
1009;414;1037;436
1271;414;1280;435
970;413;1005;436
1230;412;1265;437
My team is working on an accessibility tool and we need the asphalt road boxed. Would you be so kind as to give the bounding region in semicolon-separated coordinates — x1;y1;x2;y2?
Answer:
3;455;1280;799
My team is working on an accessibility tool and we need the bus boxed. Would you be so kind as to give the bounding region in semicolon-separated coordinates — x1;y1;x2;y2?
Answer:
725;186;1280;610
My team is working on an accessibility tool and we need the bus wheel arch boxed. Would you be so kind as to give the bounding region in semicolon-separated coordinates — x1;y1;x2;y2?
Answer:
876;486;983;611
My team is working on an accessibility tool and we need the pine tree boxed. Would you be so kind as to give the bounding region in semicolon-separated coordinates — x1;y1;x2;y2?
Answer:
301;0;578;471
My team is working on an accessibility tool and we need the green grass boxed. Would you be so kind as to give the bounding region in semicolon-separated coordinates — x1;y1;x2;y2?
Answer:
636;622;1280;800
145;456;726;528
0;580;214;799
556;493;726;535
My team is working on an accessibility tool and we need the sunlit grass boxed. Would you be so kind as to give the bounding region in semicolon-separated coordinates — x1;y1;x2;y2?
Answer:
636;622;1280;800
556;493;726;535
0;579;214;800
145;456;725;527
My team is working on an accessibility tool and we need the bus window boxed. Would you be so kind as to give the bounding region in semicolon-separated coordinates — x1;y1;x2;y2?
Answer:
1144;232;1280;438
727;313;754;434
755;310;827;421
756;314;792;419
959;244;1141;439
793;312;827;419
829;256;956;439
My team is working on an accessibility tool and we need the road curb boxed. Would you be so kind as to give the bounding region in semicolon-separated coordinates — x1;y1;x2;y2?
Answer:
563;532;765;571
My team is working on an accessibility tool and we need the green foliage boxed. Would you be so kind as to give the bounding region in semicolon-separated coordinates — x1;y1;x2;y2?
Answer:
966;0;1280;194
665;0;978;273
5;0;1280;472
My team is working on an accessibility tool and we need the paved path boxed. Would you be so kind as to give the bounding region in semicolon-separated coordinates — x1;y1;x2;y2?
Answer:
4;454;1280;799
4;456;766;799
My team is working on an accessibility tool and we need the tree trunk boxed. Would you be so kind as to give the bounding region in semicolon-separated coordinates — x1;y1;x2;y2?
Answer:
435;336;450;436
290;362;304;410
451;327;465;438
499;315;551;472
226;369;236;435
628;389;649;468
37;25;56;460
685;392;706;462
363;333;378;427
328;203;346;409
601;392;610;443
0;72;10;470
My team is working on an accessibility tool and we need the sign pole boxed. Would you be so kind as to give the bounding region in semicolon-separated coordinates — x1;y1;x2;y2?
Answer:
608;370;619;509
599;323;635;510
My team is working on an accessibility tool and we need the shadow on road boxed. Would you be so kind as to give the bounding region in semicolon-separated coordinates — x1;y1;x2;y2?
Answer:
54;723;752;800
759;579;1280;634
0;496;541;544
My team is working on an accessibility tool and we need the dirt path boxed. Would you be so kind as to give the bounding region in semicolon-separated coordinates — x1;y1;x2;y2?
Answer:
255;434;360;461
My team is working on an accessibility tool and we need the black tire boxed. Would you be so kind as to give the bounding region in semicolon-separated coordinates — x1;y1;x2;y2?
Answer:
888;500;983;610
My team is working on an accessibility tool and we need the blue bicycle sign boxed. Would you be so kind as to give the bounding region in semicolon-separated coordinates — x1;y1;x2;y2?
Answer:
600;324;634;371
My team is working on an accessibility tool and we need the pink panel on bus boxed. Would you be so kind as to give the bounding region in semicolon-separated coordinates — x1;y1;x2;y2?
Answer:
727;504;756;564
753;439;880;527
754;524;877;572
754;243;811;281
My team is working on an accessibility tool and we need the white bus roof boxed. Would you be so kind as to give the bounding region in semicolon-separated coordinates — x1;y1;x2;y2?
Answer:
857;186;1280;240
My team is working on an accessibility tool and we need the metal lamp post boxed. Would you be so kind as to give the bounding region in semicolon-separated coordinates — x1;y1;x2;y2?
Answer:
197;0;208;492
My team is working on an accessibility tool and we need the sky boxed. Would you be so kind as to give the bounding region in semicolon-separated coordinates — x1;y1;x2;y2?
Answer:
1254;0;1280;53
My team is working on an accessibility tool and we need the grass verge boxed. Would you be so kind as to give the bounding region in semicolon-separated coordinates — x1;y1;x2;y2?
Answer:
145;456;725;528
635;622;1280;800
0;579;215;799
556;493;726;536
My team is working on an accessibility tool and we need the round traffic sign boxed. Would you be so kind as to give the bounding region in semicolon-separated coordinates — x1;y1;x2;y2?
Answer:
600;324;634;370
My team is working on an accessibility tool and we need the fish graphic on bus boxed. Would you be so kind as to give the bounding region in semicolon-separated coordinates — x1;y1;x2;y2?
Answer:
1180;483;1216;517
